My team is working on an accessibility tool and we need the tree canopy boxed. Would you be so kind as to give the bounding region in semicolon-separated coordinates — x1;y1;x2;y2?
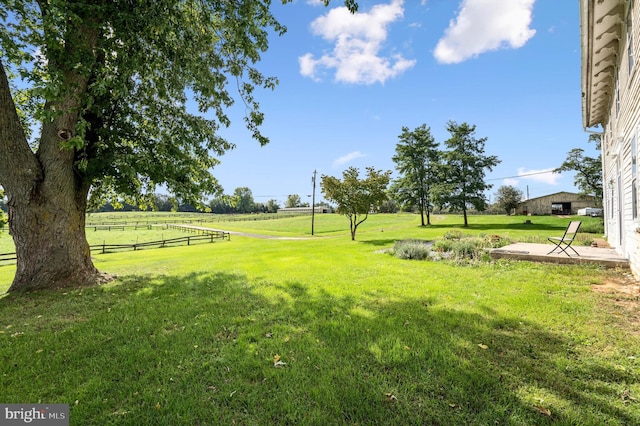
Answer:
391;124;440;226
555;134;602;205
494;185;523;215
433;121;500;226
0;0;357;292
321;166;391;240
285;194;304;208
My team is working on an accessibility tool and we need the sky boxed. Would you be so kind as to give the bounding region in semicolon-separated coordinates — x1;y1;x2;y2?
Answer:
211;0;594;207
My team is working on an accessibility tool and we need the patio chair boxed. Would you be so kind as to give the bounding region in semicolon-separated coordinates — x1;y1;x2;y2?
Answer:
547;220;582;256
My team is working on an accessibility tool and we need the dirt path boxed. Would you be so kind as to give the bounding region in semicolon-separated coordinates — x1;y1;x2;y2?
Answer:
592;272;640;334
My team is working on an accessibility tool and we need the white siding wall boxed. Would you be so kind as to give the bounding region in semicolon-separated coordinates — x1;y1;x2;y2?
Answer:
603;1;640;273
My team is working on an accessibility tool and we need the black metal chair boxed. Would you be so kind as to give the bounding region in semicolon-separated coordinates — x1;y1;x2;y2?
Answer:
547;221;582;256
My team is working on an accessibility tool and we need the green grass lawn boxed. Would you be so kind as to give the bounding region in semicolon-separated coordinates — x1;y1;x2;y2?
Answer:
0;213;637;425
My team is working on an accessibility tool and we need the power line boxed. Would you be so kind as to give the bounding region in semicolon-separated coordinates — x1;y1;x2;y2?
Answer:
486;170;563;181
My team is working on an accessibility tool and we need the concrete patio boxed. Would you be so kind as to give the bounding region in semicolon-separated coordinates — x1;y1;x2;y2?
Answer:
489;243;630;269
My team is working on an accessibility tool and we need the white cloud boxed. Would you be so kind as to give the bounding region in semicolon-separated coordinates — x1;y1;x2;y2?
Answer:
517;167;561;185
299;0;416;84
333;151;366;168
434;0;536;64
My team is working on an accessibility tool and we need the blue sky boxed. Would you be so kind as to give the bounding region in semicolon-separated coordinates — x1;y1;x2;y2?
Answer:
212;0;592;206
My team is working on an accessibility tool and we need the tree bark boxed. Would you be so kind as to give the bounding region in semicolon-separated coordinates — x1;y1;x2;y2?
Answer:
0;59;105;292
7;181;104;292
350;217;356;241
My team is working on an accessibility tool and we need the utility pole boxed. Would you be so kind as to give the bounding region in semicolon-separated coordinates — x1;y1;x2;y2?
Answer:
311;170;317;236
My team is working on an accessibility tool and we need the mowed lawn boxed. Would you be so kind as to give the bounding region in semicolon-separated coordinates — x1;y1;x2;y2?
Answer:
0;213;639;425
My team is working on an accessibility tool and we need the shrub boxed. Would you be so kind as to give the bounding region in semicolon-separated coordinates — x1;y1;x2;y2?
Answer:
434;234;509;263
393;239;432;260
479;234;512;248
449;238;485;261
442;230;463;240
433;239;455;253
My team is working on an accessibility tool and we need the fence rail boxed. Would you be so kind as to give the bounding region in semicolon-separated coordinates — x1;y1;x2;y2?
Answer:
0;230;230;266
85;219;207;226
90;233;228;254
87;224;155;231
0;253;17;263
163;224;230;239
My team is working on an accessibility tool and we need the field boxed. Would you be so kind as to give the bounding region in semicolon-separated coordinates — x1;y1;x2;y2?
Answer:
0;212;638;425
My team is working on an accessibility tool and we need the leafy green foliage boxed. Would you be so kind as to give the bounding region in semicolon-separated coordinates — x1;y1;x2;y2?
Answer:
265;199;280;213
391;124;440;226
208;187;259;214
433;121;501;226
231;187;255;213
494;185;524;215
321;166;391;240
285;194;304;208
555;134;602;204
0;0;357;208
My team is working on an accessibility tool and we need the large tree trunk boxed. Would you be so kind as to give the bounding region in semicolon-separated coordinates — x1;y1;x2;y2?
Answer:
0;55;106;292
7;181;103;292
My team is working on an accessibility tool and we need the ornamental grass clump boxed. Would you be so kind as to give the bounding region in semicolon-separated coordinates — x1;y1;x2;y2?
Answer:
449;238;485;261
433;233;509;263
393;239;432;260
442;230;463;240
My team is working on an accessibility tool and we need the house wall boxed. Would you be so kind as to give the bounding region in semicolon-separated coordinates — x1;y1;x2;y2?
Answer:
598;0;640;274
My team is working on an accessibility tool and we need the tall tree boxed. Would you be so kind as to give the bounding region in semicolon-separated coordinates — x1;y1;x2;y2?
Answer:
232;187;255;214
154;194;178;212
435;121;500;227
209;196;234;214
391;124;440;226
285;194;303;208
494;185;523;215
555;134;603;205
0;1;357;292
321;166;391;241
265;199;280;213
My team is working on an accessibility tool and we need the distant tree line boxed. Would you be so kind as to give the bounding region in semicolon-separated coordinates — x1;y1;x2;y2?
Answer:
207;187;276;214
87;189;337;215
88;121;501;235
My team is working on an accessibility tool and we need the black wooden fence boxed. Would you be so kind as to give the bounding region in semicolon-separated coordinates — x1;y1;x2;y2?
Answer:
0;230;230;265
